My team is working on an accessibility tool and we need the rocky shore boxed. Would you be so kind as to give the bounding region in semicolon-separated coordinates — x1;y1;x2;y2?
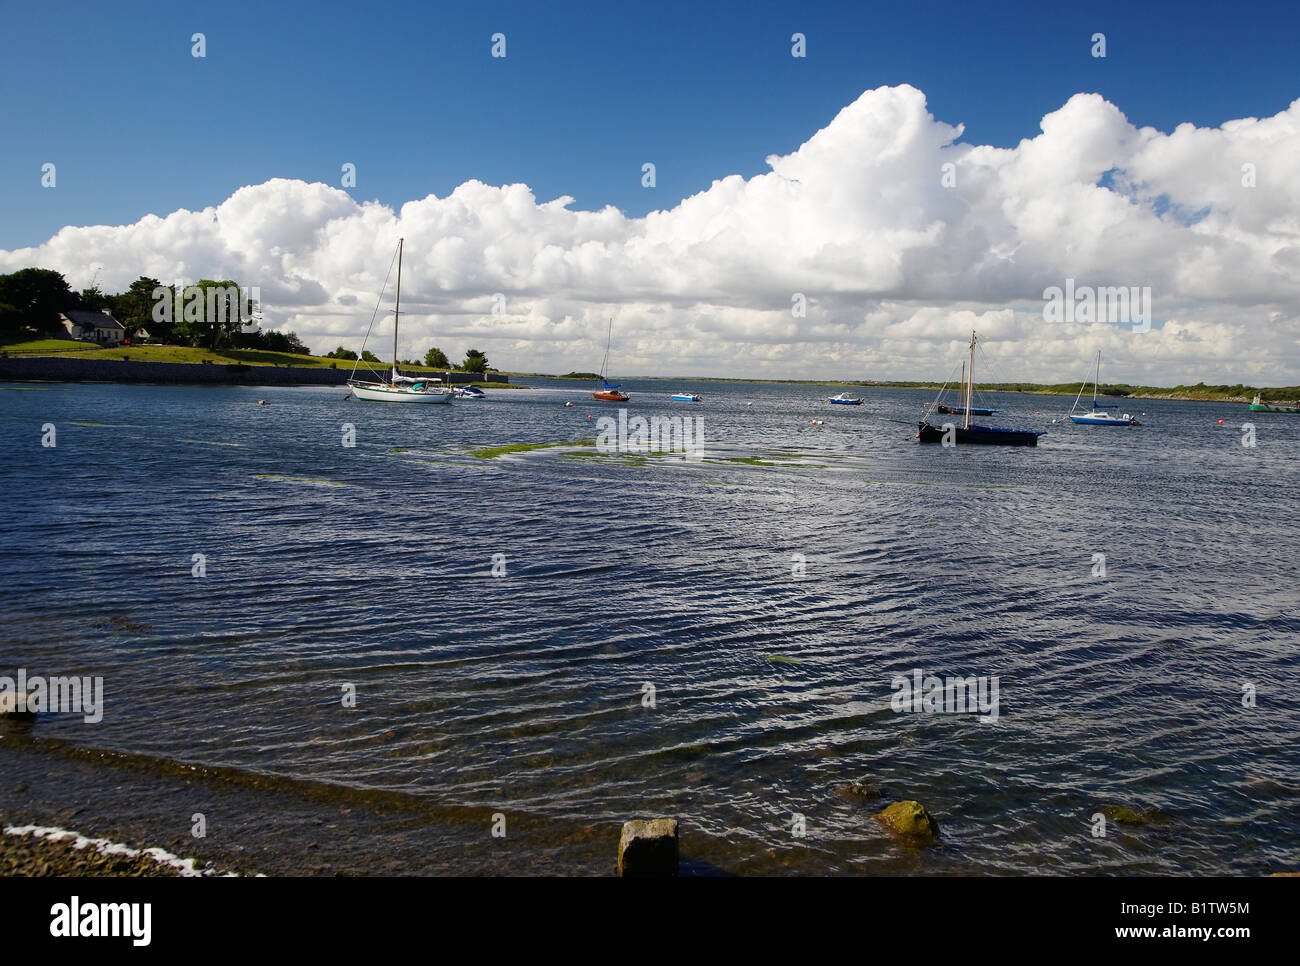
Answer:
0;824;230;877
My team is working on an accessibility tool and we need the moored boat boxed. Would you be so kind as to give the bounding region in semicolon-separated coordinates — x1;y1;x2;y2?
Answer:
828;392;863;405
1068;351;1139;425
454;385;486;398
593;384;630;402
347;238;453;405
935;403;1000;416
918;331;1045;446
917;421;1042;446
1249;393;1300;413
671;392;702;402
592;318;630;402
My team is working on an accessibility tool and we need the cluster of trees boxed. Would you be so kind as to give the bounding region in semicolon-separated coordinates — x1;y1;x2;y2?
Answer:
0;268;309;353
329;344;489;372
2;268;497;370
423;347;488;371
325;347;382;363
0;268;81;340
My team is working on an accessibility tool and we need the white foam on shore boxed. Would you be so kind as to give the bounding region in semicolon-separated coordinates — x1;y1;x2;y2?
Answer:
4;823;242;877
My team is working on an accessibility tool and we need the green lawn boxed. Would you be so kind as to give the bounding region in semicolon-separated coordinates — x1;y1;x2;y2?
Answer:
0;339;506;384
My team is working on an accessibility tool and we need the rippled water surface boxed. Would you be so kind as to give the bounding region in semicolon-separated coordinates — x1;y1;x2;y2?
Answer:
2;378;1298;874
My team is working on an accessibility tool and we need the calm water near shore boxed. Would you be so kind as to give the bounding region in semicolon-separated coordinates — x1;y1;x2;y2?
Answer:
2;377;1298;875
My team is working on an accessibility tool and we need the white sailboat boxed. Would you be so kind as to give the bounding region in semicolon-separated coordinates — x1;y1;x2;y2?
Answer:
347;238;453;404
1068;350;1140;426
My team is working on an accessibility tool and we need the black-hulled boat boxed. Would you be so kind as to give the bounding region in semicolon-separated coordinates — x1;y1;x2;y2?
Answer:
918;330;1045;447
917;420;1042;446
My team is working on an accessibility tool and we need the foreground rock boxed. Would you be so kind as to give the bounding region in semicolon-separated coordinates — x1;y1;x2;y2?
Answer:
1100;805;1165;827
0;692;36;722
618;819;679;877
874;801;940;845
836;780;881;802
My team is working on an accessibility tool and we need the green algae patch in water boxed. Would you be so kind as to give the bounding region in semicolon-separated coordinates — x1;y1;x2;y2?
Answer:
558;452;648;466
469;439;594;460
766;655;805;665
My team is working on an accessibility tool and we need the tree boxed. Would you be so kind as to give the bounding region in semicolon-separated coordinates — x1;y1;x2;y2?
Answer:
0;268;78;339
109;277;166;342
175;279;244;349
77;284;112;311
424;346;449;368
260;330;311;354
463;348;488;373
326;346;358;361
361;350;381;363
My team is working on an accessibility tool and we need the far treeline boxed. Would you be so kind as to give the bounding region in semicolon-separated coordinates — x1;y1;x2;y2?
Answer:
0;267;491;372
838;379;1300;400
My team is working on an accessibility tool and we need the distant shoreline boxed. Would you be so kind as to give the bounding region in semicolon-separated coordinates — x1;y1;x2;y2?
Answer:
532;373;1296;404
2;344;1295;403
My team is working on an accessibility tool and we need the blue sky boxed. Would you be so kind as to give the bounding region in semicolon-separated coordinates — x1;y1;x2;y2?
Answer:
2;0;1297;250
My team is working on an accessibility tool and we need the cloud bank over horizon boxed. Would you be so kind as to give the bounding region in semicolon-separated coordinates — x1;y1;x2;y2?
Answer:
4;84;1299;385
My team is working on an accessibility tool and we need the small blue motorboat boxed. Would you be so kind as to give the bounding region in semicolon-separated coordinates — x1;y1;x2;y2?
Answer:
828;392;863;405
671;392;702;402
454;385;486;398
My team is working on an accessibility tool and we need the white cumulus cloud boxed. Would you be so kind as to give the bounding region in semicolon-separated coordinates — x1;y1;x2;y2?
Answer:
3;84;1299;385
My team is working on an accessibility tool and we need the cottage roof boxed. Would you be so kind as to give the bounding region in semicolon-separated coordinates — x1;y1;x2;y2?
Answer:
62;309;125;331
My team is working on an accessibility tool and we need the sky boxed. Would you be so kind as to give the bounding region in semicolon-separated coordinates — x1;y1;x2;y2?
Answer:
1;0;1298;384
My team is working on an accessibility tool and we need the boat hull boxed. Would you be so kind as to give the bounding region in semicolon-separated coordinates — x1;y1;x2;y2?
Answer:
1249;404;1299;413
917;420;1042;446
671;394;701;402
593;391;630;401
349;383;454;403
828;398;863;405
1069;414;1139;426
936;404;1000;416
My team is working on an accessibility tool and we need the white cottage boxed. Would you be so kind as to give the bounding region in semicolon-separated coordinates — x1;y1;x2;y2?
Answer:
61;308;126;346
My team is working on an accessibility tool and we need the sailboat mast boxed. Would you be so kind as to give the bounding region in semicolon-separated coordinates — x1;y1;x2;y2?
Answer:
393;237;404;372
599;316;613;384
966;330;976;429
1093;349;1100;407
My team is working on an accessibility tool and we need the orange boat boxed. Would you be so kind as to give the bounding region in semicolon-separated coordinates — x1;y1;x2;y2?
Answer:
591;317;630;401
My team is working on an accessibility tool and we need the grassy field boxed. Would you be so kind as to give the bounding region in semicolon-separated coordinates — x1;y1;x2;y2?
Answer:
0;339;510;385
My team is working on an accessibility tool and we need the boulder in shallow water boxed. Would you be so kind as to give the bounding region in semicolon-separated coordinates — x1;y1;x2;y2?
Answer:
836;780;881;802
874;801;940;844
618;819;679;877
1100;805;1164;827
0;691;36;721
